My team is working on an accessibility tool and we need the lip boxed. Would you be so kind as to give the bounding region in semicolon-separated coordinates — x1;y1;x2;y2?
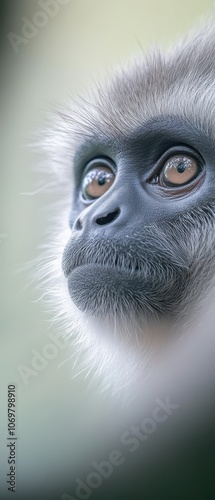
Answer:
64;262;110;278
65;262;141;278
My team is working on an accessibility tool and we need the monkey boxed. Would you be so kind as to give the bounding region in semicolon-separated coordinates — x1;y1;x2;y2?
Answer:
39;19;215;398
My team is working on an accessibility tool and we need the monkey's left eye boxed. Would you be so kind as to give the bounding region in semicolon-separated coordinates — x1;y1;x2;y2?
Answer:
159;154;200;187
81;160;115;201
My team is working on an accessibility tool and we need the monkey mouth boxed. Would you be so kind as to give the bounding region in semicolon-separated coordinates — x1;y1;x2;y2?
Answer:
62;235;190;318
62;242;144;279
67;263;146;314
64;260;142;277
65;261;188;319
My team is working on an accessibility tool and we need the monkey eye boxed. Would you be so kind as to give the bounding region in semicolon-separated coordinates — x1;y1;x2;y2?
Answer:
81;160;115;201
159;154;200;187
159;154;201;187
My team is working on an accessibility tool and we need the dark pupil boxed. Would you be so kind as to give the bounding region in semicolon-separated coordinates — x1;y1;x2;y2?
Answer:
177;162;186;173
98;176;106;185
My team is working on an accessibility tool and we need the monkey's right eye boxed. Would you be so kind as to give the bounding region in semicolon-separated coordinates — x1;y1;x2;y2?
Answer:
81;160;115;201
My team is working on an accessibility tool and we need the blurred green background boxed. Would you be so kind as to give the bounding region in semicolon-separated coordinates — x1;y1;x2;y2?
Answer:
0;0;213;498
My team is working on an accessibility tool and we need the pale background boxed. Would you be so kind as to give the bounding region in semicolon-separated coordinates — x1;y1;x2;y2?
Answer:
0;0;213;498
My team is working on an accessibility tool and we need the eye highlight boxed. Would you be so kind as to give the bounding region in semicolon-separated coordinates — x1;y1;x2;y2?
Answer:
159;154;200;187
81;159;115;201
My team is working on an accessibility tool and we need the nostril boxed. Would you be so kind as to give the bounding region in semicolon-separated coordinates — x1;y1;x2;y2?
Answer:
96;208;120;226
74;217;82;230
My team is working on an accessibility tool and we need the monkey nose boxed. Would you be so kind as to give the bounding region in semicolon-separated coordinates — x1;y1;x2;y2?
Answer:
73;207;120;231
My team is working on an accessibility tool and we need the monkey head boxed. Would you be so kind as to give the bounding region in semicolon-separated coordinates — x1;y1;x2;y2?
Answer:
41;21;215;392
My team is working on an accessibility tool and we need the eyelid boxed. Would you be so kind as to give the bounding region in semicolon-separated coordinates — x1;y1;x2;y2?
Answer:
81;157;116;178
159;146;204;171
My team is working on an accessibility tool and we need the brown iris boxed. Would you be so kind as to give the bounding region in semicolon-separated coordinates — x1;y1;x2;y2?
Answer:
82;165;115;200
160;155;199;187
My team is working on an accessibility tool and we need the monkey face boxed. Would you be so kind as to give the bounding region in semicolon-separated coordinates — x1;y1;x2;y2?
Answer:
57;21;215;333
61;117;215;325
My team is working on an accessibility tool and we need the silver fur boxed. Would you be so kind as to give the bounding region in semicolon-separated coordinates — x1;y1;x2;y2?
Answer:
38;19;215;397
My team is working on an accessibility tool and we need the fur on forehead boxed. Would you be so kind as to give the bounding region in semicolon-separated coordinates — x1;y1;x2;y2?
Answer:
42;18;215;180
